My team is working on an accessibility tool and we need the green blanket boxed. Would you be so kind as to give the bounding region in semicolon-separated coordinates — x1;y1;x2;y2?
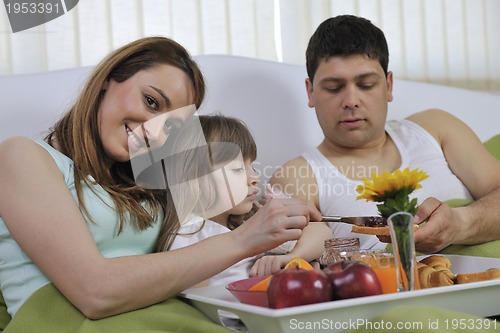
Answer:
1;283;231;333
0;293;8;333
484;134;500;160
440;241;500;258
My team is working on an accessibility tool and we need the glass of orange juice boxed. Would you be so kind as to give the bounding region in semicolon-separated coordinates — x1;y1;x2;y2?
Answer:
338;250;398;294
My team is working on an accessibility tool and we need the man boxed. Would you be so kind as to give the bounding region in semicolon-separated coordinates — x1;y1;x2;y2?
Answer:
269;15;500;253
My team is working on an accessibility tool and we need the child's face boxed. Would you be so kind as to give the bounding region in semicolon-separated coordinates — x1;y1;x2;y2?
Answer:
224;158;260;216
199;154;259;220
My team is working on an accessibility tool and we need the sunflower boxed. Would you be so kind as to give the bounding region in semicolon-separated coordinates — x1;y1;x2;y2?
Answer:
356;168;429;218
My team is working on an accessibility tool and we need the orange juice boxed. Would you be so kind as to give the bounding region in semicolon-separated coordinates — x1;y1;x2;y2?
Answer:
372;263;398;294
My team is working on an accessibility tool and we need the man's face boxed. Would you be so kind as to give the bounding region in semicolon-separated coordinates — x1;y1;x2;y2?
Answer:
306;54;393;149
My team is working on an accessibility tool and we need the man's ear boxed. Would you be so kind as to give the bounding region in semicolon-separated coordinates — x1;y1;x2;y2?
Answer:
386;71;394;102
305;78;315;108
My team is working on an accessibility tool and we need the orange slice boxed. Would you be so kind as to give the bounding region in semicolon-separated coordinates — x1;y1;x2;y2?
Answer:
283;257;314;270
248;276;272;291
248;257;313;292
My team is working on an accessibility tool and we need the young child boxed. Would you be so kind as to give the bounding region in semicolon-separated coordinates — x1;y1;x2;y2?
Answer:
155;114;331;287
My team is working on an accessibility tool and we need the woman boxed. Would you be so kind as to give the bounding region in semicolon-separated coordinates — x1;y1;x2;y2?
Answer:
0;36;319;326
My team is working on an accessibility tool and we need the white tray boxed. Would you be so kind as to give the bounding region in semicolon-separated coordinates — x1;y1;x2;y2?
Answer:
179;255;500;332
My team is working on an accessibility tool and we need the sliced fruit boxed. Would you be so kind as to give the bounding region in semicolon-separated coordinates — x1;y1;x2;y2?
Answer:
248;257;313;292
284;257;314;270
248;276;272;291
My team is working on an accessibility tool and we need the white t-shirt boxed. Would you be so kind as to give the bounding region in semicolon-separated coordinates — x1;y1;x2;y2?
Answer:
170;215;257;287
301;119;473;249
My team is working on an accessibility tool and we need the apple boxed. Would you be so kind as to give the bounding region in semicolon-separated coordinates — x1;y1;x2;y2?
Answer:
323;260;382;300
267;267;333;309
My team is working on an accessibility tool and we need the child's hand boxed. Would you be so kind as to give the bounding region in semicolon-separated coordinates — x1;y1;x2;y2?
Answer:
249;254;292;277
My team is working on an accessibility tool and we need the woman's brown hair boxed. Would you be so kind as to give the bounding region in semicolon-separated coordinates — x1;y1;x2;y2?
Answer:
46;37;205;233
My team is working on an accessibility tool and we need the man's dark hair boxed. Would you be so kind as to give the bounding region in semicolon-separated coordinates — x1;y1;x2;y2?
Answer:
306;15;389;81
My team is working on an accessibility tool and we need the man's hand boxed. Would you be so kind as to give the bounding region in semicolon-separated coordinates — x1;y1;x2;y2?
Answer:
412;197;466;253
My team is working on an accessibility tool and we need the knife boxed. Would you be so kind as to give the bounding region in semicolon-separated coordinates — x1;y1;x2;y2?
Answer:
319;216;387;226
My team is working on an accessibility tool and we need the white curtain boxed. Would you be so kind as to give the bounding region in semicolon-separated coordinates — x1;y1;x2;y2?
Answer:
0;0;277;74
1;0;499;92
278;0;500;92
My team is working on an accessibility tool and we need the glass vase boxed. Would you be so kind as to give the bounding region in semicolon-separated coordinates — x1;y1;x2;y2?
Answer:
387;211;418;292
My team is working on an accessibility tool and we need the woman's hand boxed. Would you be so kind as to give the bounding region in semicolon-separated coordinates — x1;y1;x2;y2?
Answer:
233;198;321;257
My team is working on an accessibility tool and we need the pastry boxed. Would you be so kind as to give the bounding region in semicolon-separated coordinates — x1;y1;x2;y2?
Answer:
456;269;500;284
419;255;455;280
416;255;456;288
415;254;500;288
420;255;452;269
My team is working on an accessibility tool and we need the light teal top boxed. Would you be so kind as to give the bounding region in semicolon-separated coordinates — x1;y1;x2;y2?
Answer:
0;140;163;317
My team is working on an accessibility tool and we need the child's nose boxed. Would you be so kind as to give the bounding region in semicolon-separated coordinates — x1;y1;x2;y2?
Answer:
248;170;260;186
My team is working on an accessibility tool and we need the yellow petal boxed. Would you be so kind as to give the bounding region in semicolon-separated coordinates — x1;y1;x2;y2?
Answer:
355;168;429;203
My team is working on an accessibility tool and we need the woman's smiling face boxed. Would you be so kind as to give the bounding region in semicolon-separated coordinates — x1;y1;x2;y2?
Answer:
98;64;195;163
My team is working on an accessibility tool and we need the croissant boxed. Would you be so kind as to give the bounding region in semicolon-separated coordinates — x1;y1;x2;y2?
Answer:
417;255;500;287
416;261;455;288
420;255;452;269
419;255;455;280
